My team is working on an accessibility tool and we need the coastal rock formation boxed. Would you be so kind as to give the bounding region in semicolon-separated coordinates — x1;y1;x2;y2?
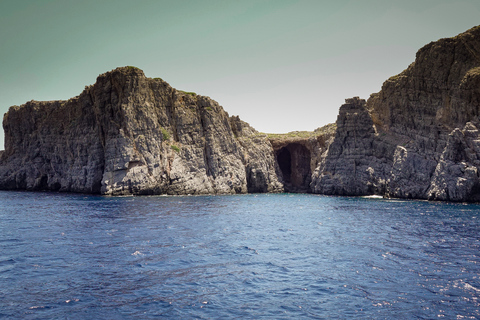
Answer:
311;97;390;196
0;67;284;195
427;123;480;201
311;25;480;201
229;116;284;193
1;25;480;201
269;125;335;193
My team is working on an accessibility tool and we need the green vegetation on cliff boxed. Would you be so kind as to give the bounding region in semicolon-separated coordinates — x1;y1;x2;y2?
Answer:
262;123;336;141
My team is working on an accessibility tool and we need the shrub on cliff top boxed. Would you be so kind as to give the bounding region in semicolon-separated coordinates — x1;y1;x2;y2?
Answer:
178;90;197;96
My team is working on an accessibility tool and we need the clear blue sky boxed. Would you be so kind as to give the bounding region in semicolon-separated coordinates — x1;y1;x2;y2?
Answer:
1;0;479;150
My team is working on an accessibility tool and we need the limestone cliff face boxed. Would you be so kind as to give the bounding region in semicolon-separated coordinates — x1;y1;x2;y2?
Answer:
230;116;284;193
311;97;390;196
2;26;480;201
312;25;480;201
0;67;282;195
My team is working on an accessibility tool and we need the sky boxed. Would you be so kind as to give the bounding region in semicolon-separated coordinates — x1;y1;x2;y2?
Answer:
1;0;479;151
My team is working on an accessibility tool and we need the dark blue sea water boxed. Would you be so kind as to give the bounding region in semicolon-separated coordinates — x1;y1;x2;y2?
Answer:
1;192;480;319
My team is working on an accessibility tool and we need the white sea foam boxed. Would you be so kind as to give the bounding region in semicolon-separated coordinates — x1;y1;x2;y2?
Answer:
362;195;384;199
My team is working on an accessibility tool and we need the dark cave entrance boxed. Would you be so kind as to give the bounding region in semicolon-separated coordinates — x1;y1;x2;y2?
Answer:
276;143;312;193
277;148;292;182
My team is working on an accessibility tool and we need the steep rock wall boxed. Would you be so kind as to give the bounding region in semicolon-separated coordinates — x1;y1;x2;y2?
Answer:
2;25;480;201
311;97;391;196
0;67;282;195
312;25;480;201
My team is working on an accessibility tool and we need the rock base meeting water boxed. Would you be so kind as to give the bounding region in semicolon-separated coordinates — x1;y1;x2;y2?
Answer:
1;26;480;201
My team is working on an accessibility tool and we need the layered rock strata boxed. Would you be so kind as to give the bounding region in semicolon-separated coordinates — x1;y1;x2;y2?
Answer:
0;67;285;195
1;25;480;201
311;25;480;201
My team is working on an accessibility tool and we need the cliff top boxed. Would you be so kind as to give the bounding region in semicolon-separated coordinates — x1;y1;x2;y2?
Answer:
5;65;339;140
415;24;480;59
263;122;336;143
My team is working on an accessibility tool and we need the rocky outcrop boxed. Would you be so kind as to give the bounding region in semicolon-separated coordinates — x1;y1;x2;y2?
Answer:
0;67;284;195
427;122;480;201
2;25;480;201
311;97;390;196
230;116;284;193
311;25;480;201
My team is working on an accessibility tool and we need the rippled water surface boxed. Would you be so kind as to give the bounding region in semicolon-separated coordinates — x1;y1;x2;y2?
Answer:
1;191;480;319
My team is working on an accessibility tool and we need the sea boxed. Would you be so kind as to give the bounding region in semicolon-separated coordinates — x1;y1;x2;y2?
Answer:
1;191;479;319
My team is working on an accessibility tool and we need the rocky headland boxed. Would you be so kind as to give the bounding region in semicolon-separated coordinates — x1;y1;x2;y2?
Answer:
312;25;480;201
1;25;480;201
0;67;286;195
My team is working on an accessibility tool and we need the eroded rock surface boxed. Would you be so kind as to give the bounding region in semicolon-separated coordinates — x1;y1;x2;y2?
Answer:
0;67;283;195
311;97;390;196
2;25;480;201
311;25;480;201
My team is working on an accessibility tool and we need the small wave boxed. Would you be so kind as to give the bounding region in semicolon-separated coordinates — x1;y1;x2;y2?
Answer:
362;195;384;199
464;282;480;292
0;258;15;265
243;246;259;254
0;258;15;273
29;306;52;310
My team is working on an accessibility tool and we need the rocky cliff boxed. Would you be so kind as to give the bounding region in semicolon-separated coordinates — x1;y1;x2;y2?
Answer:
311;25;480;201
0;67;287;195
2;25;480;201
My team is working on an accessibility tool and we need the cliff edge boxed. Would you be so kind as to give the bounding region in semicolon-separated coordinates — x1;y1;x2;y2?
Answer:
312;25;480;201
2;25;480;201
0;67;286;195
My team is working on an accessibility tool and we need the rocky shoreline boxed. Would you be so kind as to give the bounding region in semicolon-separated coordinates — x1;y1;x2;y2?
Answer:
1;25;480;201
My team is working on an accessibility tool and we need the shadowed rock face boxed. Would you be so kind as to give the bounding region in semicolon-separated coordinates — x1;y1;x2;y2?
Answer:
276;143;312;193
311;97;385;196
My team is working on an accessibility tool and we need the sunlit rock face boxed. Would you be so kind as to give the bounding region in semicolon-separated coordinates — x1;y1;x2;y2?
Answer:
0;67;283;195
312;25;480;201
311;97;389;196
1;26;480;201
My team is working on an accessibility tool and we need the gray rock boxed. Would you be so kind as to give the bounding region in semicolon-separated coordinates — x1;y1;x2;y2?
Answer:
0;67;280;195
427;123;480;201
311;97;389;196
2;26;480;201
312;25;480;202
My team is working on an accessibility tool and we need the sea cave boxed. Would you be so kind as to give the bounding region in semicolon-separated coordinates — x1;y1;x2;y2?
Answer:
275;143;312;193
